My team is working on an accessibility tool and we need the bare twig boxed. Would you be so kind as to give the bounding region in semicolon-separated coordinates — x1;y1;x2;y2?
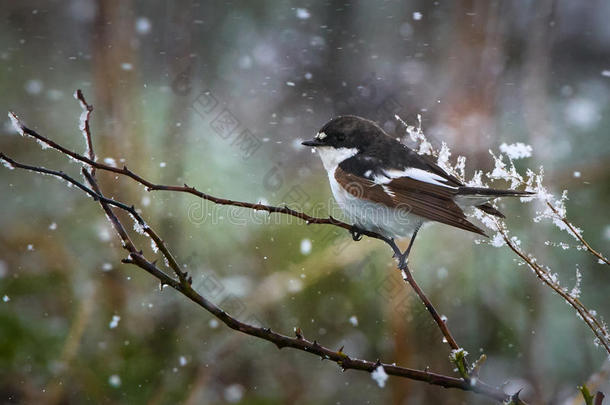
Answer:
497;221;610;355
1;91;543;402
74;89;95;166
0;151;509;402
7;111;383;238
545;201;610;266
5;108;465;358
383;239;463;351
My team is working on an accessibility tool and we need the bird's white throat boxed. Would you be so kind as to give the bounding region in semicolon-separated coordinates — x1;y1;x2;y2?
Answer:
316;146;358;173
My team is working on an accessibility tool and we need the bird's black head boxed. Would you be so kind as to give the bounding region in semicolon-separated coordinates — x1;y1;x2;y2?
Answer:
301;115;385;152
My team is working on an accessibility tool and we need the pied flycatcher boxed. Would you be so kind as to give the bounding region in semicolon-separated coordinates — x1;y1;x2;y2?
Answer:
302;115;532;267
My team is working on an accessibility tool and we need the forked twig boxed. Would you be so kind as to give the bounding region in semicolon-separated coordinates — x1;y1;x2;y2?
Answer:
0;91;558;403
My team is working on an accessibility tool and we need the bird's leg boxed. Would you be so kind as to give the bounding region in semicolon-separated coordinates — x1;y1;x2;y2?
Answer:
349;224;364;241
403;225;421;258
396;225;421;270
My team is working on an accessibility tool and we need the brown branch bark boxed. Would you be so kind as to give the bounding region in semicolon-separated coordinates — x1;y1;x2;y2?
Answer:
0;92;529;403
0;152;508;402
497;222;610;356
7;108;468;354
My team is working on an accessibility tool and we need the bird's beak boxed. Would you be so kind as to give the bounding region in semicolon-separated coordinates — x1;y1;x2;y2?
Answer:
301;139;325;147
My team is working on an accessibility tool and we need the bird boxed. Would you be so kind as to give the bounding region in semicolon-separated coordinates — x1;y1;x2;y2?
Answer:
301;115;533;268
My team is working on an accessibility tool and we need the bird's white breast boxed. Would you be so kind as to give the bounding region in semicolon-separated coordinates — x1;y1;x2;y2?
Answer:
316;146;358;173
314;146;423;239
327;171;423;238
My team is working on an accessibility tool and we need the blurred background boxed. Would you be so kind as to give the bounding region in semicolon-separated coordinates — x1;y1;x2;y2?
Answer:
1;1;610;404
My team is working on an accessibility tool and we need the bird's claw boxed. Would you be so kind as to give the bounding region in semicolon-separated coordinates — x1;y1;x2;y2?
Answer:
397;254;409;270
350;226;363;242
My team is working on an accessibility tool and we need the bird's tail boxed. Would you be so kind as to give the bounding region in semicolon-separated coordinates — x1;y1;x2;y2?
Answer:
456;187;535;219
457;187;535;197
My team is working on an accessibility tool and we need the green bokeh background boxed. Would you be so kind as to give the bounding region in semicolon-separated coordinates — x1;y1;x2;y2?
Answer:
1;1;609;404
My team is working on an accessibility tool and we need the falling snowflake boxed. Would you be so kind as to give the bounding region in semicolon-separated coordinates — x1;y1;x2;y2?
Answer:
300;238;312;255
108;375;121;387
109;315;121;329
296;8;311;19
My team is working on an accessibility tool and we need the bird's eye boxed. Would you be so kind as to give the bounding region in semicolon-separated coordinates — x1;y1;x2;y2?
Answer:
336;134;346;142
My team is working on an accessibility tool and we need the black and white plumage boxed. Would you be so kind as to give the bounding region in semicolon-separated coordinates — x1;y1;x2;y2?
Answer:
302;115;532;251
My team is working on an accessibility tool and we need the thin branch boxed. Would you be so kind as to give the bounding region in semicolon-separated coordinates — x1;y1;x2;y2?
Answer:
7;112;381;239
74;89;95;167
497;221;610;355
382;238;462;351
6;109;464;355
0;153;138;216
1;96;529;402
545;201;610;266
0;153;509;402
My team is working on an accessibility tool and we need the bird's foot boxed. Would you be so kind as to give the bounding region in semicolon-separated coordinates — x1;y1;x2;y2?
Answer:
349;225;364;241
396;252;409;270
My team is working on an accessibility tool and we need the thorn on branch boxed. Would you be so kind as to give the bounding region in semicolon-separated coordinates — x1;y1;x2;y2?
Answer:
508;389;524;405
2;94;521;404
594;392;605;405
122;255;134;264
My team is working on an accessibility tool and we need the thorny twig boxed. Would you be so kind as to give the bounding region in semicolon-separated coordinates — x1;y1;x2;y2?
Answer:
482;153;609;267
3;152;509;400
545;201;610;266
0;92;513;402
5;108;467;356
382;238;468;373
496;220;610;355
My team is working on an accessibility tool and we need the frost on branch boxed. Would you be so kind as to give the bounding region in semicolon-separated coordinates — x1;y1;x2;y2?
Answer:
570;267;582;299
395;115;610;356
437;142;452;172
395;114;433;155
371;365;389;388
8;112;25;136
449;347;469;363
74;90;95;161
1;157;15;170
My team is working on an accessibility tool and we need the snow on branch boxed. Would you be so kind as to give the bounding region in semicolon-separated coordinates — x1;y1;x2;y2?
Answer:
0;92;514;403
394;114;610;357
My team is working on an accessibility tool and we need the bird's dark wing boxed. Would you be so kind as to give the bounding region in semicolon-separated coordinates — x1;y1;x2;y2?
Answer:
335;158;487;236
368;142;464;187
